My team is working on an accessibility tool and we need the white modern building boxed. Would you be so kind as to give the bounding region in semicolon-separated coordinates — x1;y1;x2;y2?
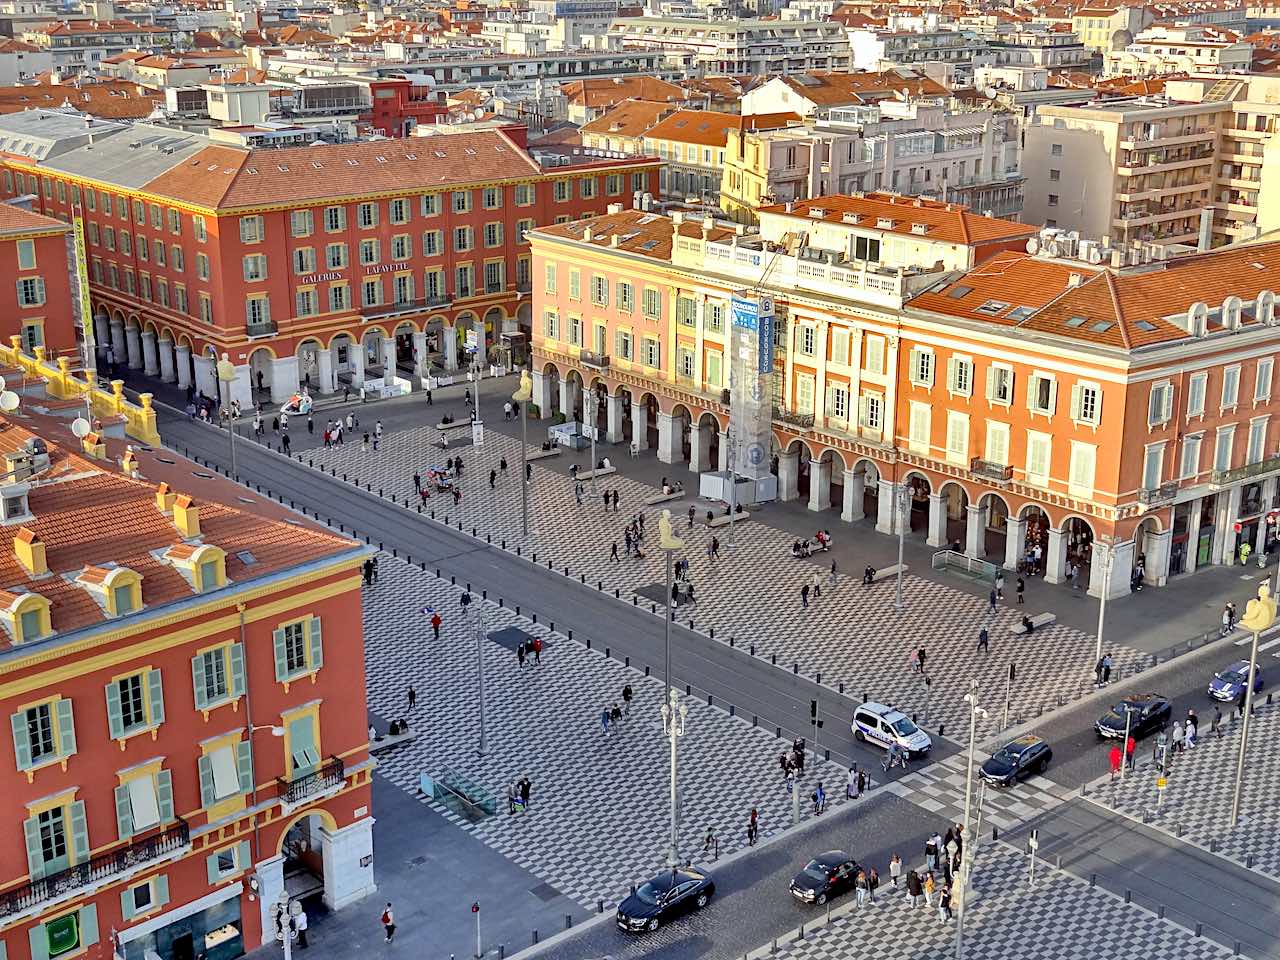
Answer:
607;16;852;74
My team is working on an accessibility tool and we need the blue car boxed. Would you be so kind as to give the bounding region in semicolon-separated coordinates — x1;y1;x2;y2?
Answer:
1208;661;1264;701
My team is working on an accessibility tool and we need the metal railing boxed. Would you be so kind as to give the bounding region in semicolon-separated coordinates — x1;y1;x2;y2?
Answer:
246;321;277;338
970;458;1013;483
1137;480;1179;508
1211;454;1280;488
0;818;189;919
277;757;345;805
580;350;610;369
772;406;815;429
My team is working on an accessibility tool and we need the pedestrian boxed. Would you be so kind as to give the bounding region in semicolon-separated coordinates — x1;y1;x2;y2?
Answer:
977;627;989;654
431;610;442;641
575;481;584;506
830;557;838;583
610;702;623;726
425;388;433;405
922;871;935;908
703;827;716;856
988;588;997;613
889;854;903;888
380;903;395;943
747;808;758;846
489;468;497;489
917;646;927;676
465;388;472;406
811;781;826;815
520;777;531;810
779;753;790;780
1172;719;1184;754
800;583;810;609
855;870;869;907
925;834;939;873
868;867;880;902
1125;734;1136;771
857;767;868;796
847;766;858;799
295;906;309;948
995;570;1005;600
1095;657;1105;687
1154;728;1169;769
372;558;379;583
504;401;512;421
811;571;822;599
362;433;369;452
517;641;526;667
1016;576;1025;604
363;559;374;586
612;489;620;512
1212;705;1222;738
622;683;633;714
532;635;542;664
1101;653;1113;684
407;685;417;711
307;414;314;435
610;541;619;563
1184;712;1197;749
688;504;696;530
939;885;953;923
602;490;609;512
906;869;923;907
600;706;610;736
282;433;291;454
1108;743;1122;781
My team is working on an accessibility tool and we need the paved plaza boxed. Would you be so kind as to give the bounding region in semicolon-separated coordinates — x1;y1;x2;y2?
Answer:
307;422;1145;740
362;556;854;909
1089;702;1280;881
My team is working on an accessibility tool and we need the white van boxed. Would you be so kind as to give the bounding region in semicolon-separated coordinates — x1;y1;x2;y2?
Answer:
852;702;932;758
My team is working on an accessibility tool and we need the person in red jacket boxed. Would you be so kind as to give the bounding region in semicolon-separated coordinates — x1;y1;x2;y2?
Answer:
1109;744;1122;781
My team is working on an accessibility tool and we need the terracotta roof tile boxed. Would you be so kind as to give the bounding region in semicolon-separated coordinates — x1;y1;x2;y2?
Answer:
644;109;800;148
777;70;950;106
534;208;736;262
562;76;688;109
0;203;69;238
581;99;675;138
762;193;1037;246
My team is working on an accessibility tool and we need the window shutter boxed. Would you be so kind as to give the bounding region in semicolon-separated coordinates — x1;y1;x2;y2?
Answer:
54;698;75;757
154;875;169;909
1162;385;1174;421
192;654;209;711
68;800;88;864
228;643;246;697
1070;384;1082;420
1047;379;1058;414
156;769;175;823
198;754;216;807
120;888;136;921
115;783;134;840
946;357;956;391
146;669;165;727
79;904;98;948
1026;376;1037;410
1093;389;1102;423
206;852;223;885
858;395;869;427
985;366;995;401
28;922;50;960
273;628;289;682
23;815;44;879
105;680;124;739
307;618;324;672
238;839;251;869
11;711;32;770
236;739;254;794
909;348;920;381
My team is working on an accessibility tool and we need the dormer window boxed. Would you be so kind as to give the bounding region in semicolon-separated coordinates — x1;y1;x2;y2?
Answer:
0;483;31;524
163;544;226;593
0;590;51;644
77;565;143;619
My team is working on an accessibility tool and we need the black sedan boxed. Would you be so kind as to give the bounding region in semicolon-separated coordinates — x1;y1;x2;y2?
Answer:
616;867;715;933
789;851;860;905
980;735;1052;787
1095;694;1172;740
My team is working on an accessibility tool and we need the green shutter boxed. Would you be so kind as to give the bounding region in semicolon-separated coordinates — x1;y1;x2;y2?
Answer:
273;628;288;681
192;654;209;710
23;815;44;879
156;769;174;823
206;851;222;885
288;716;317;774
198;754;215;807
79;904;98;947
154;874;169;909
228;643;246;697
146;669;165;727
28;921;49;960
307;618;324;672
120;887;136;921
114;783;134;841
237;839;251;871
68;800;88;864
11;711;32;770
104;681;124;739
235;740;254;794
54;698;75;757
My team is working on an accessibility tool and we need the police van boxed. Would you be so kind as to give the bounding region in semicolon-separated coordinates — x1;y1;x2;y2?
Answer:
851;702;932;758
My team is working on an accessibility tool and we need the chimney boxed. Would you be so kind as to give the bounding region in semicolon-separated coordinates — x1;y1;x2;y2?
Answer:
672;211;684;226
701;218;712;238
1197;207;1213;253
583;227;593;243
1068;273;1083;287
173;494;200;538
1110;249;1125;269
13;527;46;578
607;202;623;214
610;234;621;247
155;481;175;515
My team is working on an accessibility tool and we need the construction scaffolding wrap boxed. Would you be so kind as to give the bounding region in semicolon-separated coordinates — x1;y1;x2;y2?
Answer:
729;290;776;483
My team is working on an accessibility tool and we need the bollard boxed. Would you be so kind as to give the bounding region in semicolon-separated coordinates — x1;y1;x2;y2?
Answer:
516;606;521;616
824;748;830;761
625;656;630;667
482;590;487;600
793;663;798;674
606;647;610;658
1090;874;1096;888
499;598;504;608
597;900;604;914
645;665;650;676
1210;839;1219;853
798;924;805;941
839;682;845;694
753;715;758;727
816;672;821;684
730;637;735;647
586;636;591;649
751;644;756;656
499;946;505;960
598;581;603;591
776;726;782;738
685;683;691;695
707;693;713;706
1158;905;1165;919
532;613;538;623
772;654;777;665
378;488;383;497
580;574;585;583
1124;890;1131;904
451;575;456;585
393;549;398;559
1055;854;1061;870
939;723;945;737
1236;941;1242;955
730;705;735;717
532;931;538;945
1247;854;1255;868
533;553;538;564
564;915;571;931
992;826;998;841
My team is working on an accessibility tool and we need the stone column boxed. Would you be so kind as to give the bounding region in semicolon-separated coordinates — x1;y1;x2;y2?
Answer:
473;316;488;364
876;480;899;535
633;402;650;450
94;314;110;356
1214;485;1242;565
317;348;336;394
380;337;396;377
808;458;831;511
1044;526;1068;584
1003;517;1026;571
193;353;216;400
965;504;988;558
442;324;459;371
841;469;864;522
255;855;286;951
689;420;713;473
349;342;365;387
605;394;624;444
412;331;428;383
1090;538;1133;600
320;817;377;912
1145;528;1173;586
926;493;947;547
271;356;300;404
140;330;159;377
229;362;253;410
125;325;143;369
1185;496;1204;574
776;450;799;502
558;379;573;420
657;412;679;464
175;344;192;391
157;338;176;382
530;371;552;419
109;319;126;364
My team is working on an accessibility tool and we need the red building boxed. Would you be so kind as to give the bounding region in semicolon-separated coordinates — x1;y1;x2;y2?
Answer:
0;202;77;361
363;78;448;137
0;415;373;960
0;112;660;409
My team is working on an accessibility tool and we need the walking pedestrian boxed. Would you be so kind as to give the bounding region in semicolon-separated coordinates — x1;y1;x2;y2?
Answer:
779;753;790;780
747;808;758;846
1184;710;1197;749
925;834;939;873
520;777;531;810
380;904;395;943
611;489;619;512
688;504;696;531
868;867;880;902
988;588;997;613
1095;657;1105;687
830;557;838;583
889;854;903;888
800;583;810;609
977;627;989;654
847;766;858;799
531;636;542;665
622;684;633;714
1125;734;1136;771
517;641;527;667
413;471;421;494
811;571;822;599
917;647;927;676
282;433;291;455
425;388;432;405
1172;719;1184;754
1108;743;1122;781
295;907;309;948
307;415;314;435
1212;705;1222;737
811;781;826;815
610;703;623;726
1016;576;1025;604
939;885;953;923
857;767;868;797
363;559;374;586
906;869;923;907
431;610;442;641
575;481;584;506
995;570;1005;600
600;706;611;736
407;685;417;711
610;541;619;563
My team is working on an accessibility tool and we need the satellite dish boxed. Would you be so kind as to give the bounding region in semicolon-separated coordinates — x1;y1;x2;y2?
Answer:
0;392;19;412
1086;246;1103;264
983;86;999;99
1045;239;1060;257
1025;237;1040;255
71;417;91;438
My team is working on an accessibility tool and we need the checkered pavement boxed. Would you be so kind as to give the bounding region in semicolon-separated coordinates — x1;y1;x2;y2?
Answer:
770;842;1229;960
363;556;855;909
303;423;1146;741
1087;702;1280;881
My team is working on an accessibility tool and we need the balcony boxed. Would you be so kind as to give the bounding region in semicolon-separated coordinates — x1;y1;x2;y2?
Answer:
277;757;345;808
1137;480;1179;508
1211;454;1280;488
246;320;277;338
580;350;610;370
0;818;189;920
969;458;1014;484
772;405;815;430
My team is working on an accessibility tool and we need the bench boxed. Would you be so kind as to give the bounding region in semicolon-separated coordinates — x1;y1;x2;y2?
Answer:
369;730;420;755
868;563;907;584
644;490;685;506
708;511;750;528
433;420;470;432
527;446;562;461
576;465;617;480
1012;612;1056;635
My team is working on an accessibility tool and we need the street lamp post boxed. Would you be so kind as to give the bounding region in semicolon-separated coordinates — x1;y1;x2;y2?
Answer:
895;483;909;614
469;604;488;758
954;680;988;960
659;509;685;695
1231;582;1277;825
470;358;482;423
216;353;238;478
512;371;533;537
588;390;600;497
726;428;737;549
660;688;688;867
1094;547;1112;677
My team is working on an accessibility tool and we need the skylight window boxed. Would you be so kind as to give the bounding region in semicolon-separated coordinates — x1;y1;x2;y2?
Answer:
1134;319;1157;331
1065;316;1088;327
1006;306;1036;321
1091;320;1114;332
946;284;973;299
974;299;1010;316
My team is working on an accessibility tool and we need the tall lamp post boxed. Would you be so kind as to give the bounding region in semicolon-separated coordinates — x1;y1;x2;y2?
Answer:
895;482;910;614
1093;544;1113;678
658;508;686;866
588;389;600;496
469;603;488;758
725;428;738;549
659;509;685;694
512;371;532;537
216;353;239;478
954;681;989;960
470;357;483;423
1232;582;1276;826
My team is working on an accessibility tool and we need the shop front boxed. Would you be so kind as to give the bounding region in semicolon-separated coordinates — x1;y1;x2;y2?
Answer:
122;888;244;960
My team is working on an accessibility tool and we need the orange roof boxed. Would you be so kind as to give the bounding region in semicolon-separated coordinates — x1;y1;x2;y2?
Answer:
644;109;800;148
911;251;1101;324
534;208;737;262
761;193;1037;246
777;70;951;106
581;99;674;139
0;39;41;53
0;203;69;238
562;75;688;109
0;81;161;119
35;19;169;34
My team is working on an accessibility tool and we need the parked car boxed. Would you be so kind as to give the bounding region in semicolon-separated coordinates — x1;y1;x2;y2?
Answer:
616;867;715;933
980;735;1052;787
789;850;860;905
852;701;932;757
1208;661;1264;702
1095;694;1172;740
